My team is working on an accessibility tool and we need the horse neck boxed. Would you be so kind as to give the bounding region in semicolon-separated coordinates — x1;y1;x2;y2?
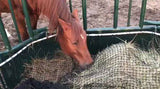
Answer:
38;0;73;32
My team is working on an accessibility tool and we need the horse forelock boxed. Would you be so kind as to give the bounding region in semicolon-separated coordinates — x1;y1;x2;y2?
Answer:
71;20;84;41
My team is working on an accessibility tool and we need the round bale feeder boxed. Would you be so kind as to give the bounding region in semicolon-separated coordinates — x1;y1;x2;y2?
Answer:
0;0;160;89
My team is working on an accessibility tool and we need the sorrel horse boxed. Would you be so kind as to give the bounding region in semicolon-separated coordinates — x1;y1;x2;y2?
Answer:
0;0;93;67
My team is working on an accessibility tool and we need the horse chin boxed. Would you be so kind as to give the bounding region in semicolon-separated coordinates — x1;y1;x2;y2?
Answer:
79;61;93;69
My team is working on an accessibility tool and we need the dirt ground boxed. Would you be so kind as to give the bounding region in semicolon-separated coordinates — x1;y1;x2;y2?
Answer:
0;0;160;51
71;0;160;28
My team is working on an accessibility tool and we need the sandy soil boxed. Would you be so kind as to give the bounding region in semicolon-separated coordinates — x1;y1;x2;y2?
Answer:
71;0;160;28
0;0;160;50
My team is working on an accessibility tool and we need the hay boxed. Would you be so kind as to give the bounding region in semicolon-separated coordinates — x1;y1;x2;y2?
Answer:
72;42;160;89
24;50;74;83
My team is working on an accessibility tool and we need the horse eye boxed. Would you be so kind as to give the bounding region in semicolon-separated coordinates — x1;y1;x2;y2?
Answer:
73;42;78;45
73;40;78;45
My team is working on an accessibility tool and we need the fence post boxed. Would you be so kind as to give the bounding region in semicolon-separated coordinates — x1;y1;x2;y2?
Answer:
0;18;11;51
69;0;73;12
113;0;119;28
82;0;87;30
8;0;22;42
139;0;147;28
21;0;34;39
127;0;132;26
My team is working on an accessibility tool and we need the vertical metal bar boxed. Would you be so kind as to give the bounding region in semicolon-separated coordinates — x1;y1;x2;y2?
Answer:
82;0;87;30
8;0;22;42
139;0;147;28
113;0;119;28
127;0;132;26
21;0;34;39
69;0;72;12
0;69;7;89
0;18;11;51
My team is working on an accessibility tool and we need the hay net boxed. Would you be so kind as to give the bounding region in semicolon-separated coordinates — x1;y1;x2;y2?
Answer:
72;42;160;89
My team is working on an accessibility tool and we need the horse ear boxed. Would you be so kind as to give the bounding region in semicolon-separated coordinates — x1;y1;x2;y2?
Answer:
72;9;80;21
58;18;71;31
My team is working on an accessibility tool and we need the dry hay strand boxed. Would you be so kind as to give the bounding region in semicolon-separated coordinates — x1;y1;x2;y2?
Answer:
72;42;160;89
24;50;74;83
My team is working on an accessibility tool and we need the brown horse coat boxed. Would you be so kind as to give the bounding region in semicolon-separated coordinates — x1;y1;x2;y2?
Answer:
0;0;93;67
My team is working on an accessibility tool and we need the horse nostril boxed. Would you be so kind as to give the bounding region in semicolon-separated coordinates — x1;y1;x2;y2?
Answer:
86;55;93;64
80;64;88;69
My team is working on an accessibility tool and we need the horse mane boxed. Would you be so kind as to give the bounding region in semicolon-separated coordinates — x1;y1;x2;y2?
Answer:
38;0;73;34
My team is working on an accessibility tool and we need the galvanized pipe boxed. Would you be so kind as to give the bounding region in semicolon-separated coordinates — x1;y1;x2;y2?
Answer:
139;0;147;28
8;0;22;42
82;0;87;30
0;18;11;51
69;0;73;12
21;0;34;39
87;26;160;33
143;20;160;26
113;0;119;28
127;0;132;26
0;70;7;89
0;29;47;57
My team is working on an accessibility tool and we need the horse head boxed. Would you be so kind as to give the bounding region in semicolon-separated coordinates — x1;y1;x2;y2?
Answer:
57;9;93;68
